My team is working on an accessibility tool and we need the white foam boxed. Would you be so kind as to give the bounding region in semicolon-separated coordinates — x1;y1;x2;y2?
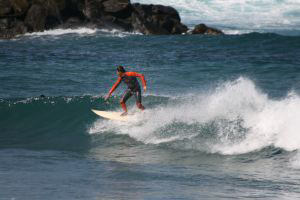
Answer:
211;86;300;155
98;29;142;38
24;28;97;36
290;151;300;169
89;77;300;155
132;0;300;33
222;29;253;35
23;28;141;38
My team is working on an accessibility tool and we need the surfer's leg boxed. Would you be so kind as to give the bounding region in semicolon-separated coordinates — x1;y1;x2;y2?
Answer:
120;89;132;115
134;89;145;110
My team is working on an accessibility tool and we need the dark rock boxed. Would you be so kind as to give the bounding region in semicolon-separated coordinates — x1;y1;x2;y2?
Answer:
10;0;29;16
53;0;67;11
191;23;223;35
0;20;27;39
11;20;27;34
24;4;48;32
0;0;30;17
0;0;12;16
2;0;222;38
0;1;28;39
83;0;132;20
82;0;133;31
29;0;64;28
61;0;85;21
57;16;90;29
131;3;188;35
24;0;66;31
0;18;11;30
84;0;102;20
103;0;130;14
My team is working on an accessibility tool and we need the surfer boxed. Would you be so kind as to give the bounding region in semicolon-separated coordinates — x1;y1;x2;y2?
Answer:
105;65;147;116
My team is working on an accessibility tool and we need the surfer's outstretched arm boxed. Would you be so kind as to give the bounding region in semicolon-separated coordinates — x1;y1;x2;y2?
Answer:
105;77;122;100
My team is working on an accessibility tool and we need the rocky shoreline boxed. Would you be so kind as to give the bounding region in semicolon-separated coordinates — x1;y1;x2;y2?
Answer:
0;0;223;39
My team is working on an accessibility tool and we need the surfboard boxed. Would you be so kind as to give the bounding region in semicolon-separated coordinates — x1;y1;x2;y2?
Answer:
91;109;130;121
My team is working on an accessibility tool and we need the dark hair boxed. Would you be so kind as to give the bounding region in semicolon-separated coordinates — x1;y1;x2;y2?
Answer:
117;65;126;73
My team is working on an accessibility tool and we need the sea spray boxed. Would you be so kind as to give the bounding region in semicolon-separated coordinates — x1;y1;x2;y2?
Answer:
23;28;140;38
89;77;300;155
24;28;98;36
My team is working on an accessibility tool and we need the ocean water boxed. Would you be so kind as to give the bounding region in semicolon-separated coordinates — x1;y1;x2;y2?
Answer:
1;1;300;199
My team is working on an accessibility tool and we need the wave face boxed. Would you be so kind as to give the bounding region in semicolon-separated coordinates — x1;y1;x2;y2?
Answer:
1;78;300;155
0;96;96;151
1;78;300;171
88;78;300;155
132;0;300;35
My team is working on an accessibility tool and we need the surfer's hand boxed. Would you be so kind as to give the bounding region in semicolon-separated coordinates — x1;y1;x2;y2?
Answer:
143;86;147;92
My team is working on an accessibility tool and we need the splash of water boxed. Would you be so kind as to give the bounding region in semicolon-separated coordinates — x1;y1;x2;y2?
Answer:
22;28;140;38
89;77;300;155
24;28;97;36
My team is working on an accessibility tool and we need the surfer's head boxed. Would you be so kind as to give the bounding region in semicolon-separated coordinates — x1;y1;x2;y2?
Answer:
117;65;126;75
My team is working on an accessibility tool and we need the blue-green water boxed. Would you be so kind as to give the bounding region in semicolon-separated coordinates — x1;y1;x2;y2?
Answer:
1;5;300;199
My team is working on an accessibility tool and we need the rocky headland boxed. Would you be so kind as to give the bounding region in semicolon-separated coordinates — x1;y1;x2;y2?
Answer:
0;0;223;39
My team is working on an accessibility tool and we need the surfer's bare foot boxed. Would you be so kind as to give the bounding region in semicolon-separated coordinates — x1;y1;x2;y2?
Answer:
120;112;128;116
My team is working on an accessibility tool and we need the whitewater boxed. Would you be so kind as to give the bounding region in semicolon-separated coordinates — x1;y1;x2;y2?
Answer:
89;77;300;155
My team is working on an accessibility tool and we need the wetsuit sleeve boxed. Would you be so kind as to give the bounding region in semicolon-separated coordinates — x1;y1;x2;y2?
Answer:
108;77;122;96
126;72;147;87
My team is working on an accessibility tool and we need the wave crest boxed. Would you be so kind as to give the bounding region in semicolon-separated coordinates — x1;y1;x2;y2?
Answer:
90;77;300;155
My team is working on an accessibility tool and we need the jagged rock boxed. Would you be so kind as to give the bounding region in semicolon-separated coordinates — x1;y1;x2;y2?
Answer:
83;0;131;19
191;23;223;35
0;0;13;16
131;3;188;35
10;0;29;15
0;20;27;39
57;16;90;28
84;0;101;20
1;0;223;39
103;0;130;14
82;0;133;31
25;0;64;30
10;20;27;34
53;0;67;11
0;18;11;30
24;4;47;32
0;0;28;39
101;0;133;31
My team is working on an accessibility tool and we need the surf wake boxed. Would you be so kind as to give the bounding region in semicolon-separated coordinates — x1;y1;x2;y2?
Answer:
89;77;300;155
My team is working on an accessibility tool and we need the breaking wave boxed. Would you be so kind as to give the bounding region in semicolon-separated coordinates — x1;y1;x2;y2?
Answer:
22;28;141;38
90;77;300;155
1;77;300;157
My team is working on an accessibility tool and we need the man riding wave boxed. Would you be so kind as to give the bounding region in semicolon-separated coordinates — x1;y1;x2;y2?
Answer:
105;66;147;116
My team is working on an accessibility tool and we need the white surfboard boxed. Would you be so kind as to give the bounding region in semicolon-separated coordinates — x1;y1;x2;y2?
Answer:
91;109;130;121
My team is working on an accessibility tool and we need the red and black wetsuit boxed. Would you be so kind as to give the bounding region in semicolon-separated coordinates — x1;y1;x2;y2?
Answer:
108;72;146;112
